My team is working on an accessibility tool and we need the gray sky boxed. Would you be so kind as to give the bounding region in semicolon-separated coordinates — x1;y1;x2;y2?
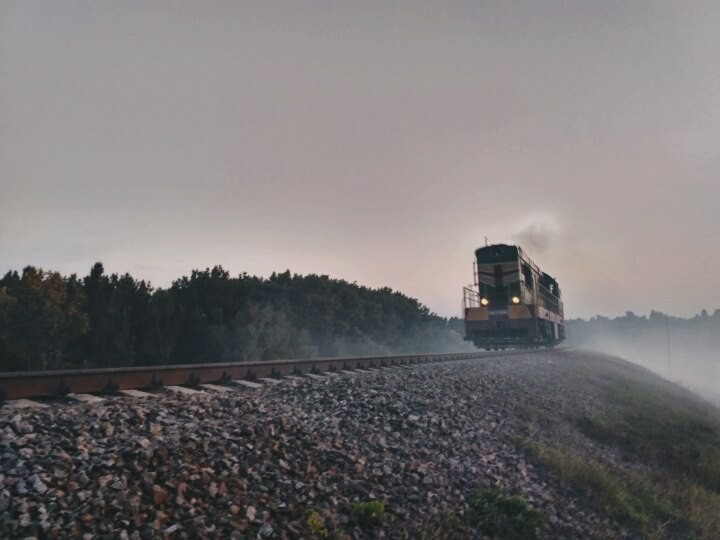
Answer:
2;1;719;319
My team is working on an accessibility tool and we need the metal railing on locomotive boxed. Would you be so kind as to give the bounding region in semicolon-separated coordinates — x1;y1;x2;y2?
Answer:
463;287;481;309
536;283;563;315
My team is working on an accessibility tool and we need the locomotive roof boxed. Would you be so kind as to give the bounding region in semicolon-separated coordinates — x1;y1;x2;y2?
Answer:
475;243;561;295
475;244;539;270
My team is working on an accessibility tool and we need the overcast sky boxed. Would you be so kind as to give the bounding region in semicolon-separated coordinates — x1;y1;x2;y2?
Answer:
2;1;719;319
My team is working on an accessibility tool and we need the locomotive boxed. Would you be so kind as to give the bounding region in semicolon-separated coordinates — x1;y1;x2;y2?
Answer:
463;244;565;349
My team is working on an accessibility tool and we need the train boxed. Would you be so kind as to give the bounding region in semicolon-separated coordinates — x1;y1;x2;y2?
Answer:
463;244;565;349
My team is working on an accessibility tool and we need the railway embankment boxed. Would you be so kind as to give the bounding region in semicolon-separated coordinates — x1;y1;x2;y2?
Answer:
2;349;720;538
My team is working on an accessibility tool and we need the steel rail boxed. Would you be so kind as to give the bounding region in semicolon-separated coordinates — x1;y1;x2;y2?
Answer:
0;350;521;400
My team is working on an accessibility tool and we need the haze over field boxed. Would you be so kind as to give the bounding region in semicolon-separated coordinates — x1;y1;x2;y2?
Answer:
567;312;720;404
2;1;719;320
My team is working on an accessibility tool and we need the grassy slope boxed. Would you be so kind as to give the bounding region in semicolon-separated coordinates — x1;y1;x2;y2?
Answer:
519;353;720;538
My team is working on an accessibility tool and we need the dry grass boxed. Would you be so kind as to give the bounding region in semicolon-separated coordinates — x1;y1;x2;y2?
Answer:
521;441;680;536
578;383;720;492
518;356;720;538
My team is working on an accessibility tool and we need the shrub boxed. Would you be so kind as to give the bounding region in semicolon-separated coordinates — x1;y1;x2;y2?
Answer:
305;509;328;538
468;488;545;539
352;500;385;528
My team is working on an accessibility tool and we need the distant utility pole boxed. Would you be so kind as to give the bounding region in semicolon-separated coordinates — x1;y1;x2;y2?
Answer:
666;313;672;377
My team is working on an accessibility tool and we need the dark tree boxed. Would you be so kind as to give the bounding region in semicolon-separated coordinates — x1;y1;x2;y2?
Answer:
0;263;471;371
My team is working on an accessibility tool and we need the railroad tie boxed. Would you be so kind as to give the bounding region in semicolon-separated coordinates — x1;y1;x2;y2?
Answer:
200;384;233;393
233;380;263;389
4;399;49;409
119;389;155;399
165;386;205;395
67;393;105;404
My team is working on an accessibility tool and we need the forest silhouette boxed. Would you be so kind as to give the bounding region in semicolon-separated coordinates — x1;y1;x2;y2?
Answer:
0;264;468;372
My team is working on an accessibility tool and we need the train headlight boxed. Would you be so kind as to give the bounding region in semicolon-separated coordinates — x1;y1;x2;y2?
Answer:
512;296;521;304
480;298;489;306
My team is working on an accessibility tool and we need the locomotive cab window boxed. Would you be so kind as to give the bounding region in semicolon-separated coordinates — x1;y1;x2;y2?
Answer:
522;264;534;288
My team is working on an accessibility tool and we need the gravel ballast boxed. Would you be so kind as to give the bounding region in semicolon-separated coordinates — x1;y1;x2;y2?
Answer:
0;350;654;538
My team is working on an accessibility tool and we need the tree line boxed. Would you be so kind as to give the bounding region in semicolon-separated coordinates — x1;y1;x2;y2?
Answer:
566;310;720;401
566;310;720;361
0;263;469;372
566;309;720;344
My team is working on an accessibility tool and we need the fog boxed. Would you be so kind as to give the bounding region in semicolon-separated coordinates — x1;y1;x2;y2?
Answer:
567;312;720;405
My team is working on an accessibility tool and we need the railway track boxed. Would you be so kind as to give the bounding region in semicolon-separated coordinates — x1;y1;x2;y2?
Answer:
0;350;532;401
